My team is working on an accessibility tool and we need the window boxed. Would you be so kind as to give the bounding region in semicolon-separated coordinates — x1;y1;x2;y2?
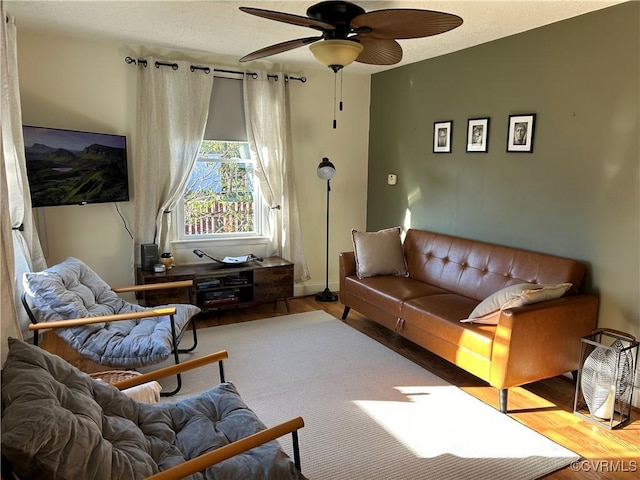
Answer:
179;140;261;238
175;76;265;241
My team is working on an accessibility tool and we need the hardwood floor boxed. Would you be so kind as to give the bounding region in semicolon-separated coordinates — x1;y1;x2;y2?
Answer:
40;295;640;478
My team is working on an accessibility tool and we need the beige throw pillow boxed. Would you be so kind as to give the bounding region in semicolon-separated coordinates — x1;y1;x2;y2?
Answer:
352;227;409;279
461;282;572;325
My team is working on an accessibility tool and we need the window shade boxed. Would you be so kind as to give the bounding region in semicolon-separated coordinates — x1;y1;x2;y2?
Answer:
203;77;247;141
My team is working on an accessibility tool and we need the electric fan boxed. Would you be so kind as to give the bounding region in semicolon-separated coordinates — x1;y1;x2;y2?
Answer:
580;339;633;419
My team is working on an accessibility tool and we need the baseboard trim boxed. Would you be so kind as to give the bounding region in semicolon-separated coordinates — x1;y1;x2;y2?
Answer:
294;281;339;298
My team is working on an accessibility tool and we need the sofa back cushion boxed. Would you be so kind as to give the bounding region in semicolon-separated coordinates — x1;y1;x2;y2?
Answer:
403;229;586;301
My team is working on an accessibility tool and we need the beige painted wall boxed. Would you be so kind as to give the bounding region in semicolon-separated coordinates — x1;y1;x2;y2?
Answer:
15;29;369;296
368;3;639;403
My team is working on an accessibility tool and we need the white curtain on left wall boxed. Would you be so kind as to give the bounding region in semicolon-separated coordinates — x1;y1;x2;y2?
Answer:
133;57;214;257
0;141;18;365
1;9;47;361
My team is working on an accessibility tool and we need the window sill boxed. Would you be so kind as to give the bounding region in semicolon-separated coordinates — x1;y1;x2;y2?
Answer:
171;236;270;249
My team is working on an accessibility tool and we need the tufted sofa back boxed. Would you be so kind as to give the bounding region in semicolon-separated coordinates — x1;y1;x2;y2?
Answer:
403;229;586;302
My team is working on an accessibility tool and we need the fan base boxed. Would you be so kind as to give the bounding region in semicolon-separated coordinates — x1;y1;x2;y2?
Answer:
307;1;364;25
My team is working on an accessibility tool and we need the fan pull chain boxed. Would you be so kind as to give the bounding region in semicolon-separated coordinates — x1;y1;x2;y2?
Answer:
333;72;337;129
339;70;344;111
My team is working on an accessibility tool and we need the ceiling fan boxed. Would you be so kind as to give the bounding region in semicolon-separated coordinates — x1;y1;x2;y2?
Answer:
239;1;463;71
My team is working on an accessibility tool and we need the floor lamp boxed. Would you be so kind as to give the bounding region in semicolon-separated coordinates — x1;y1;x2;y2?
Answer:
315;157;338;302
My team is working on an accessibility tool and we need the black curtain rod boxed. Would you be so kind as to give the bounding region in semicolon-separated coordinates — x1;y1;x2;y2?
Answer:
124;56;306;83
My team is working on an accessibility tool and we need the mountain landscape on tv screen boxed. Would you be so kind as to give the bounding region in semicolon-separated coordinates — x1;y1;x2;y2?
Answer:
25;140;128;207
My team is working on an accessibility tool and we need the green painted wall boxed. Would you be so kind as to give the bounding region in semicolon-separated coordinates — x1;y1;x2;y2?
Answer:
368;2;639;339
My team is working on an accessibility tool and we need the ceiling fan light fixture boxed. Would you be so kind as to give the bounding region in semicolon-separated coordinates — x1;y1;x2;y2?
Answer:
309;39;364;71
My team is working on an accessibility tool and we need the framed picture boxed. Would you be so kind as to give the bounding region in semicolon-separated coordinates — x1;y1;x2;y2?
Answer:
506;114;536;153
466;117;490;153
433;121;452;153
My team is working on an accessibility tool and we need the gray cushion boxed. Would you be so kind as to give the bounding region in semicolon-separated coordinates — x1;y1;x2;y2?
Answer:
461;282;573;325
23;257;199;368
1;338;306;480
351;227;409;279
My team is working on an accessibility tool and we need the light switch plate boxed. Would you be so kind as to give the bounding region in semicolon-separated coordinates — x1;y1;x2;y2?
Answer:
387;174;397;185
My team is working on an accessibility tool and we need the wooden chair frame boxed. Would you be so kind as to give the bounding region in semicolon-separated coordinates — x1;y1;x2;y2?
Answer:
22;280;199;396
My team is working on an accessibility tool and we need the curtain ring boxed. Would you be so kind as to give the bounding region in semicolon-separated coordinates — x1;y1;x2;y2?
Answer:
124;56;148;67
190;65;211;74
155;61;178;70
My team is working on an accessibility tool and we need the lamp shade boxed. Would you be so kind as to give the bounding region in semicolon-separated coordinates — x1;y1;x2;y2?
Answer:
309;39;364;71
317;157;336;180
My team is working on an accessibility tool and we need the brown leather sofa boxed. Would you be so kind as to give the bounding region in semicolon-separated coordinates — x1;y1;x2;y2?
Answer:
339;228;598;413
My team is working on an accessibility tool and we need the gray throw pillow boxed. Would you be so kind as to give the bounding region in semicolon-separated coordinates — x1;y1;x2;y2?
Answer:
461;282;572;325
352;227;409;279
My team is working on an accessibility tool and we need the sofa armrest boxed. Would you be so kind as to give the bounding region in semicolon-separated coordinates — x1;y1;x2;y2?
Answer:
490;294;598;389
339;252;356;304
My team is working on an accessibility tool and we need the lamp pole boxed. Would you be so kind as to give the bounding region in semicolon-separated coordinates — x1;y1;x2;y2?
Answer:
316;158;338;302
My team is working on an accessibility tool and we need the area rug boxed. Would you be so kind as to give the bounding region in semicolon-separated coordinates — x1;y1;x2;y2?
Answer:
149;311;579;480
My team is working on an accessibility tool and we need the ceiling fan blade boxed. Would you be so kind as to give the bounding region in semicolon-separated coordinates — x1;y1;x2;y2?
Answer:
240;36;322;62
352;9;463;40
239;7;336;31
355;37;402;66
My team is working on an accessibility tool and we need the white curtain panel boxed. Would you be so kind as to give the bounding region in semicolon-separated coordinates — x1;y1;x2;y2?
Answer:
1;9;46;348
133;57;214;255
244;72;309;283
0;147;20;364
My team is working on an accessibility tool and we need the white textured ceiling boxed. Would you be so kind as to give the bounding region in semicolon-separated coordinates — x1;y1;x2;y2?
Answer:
5;1;626;74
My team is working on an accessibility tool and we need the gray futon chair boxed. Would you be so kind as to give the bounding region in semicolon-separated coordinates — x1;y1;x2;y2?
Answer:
22;257;200;395
1;338;306;480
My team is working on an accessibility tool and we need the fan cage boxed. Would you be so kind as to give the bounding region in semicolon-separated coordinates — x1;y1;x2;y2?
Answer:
573;328;638;429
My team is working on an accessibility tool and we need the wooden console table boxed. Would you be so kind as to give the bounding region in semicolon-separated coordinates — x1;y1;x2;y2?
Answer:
136;257;293;313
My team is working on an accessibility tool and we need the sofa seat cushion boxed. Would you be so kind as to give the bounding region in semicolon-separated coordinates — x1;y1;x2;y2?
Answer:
344;275;449;317
402;294;495;359
1;339;305;480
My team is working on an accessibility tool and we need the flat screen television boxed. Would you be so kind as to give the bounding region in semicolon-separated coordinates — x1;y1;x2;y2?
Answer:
23;125;129;207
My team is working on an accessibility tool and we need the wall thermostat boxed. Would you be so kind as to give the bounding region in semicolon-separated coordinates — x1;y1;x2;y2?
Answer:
387;174;398;185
